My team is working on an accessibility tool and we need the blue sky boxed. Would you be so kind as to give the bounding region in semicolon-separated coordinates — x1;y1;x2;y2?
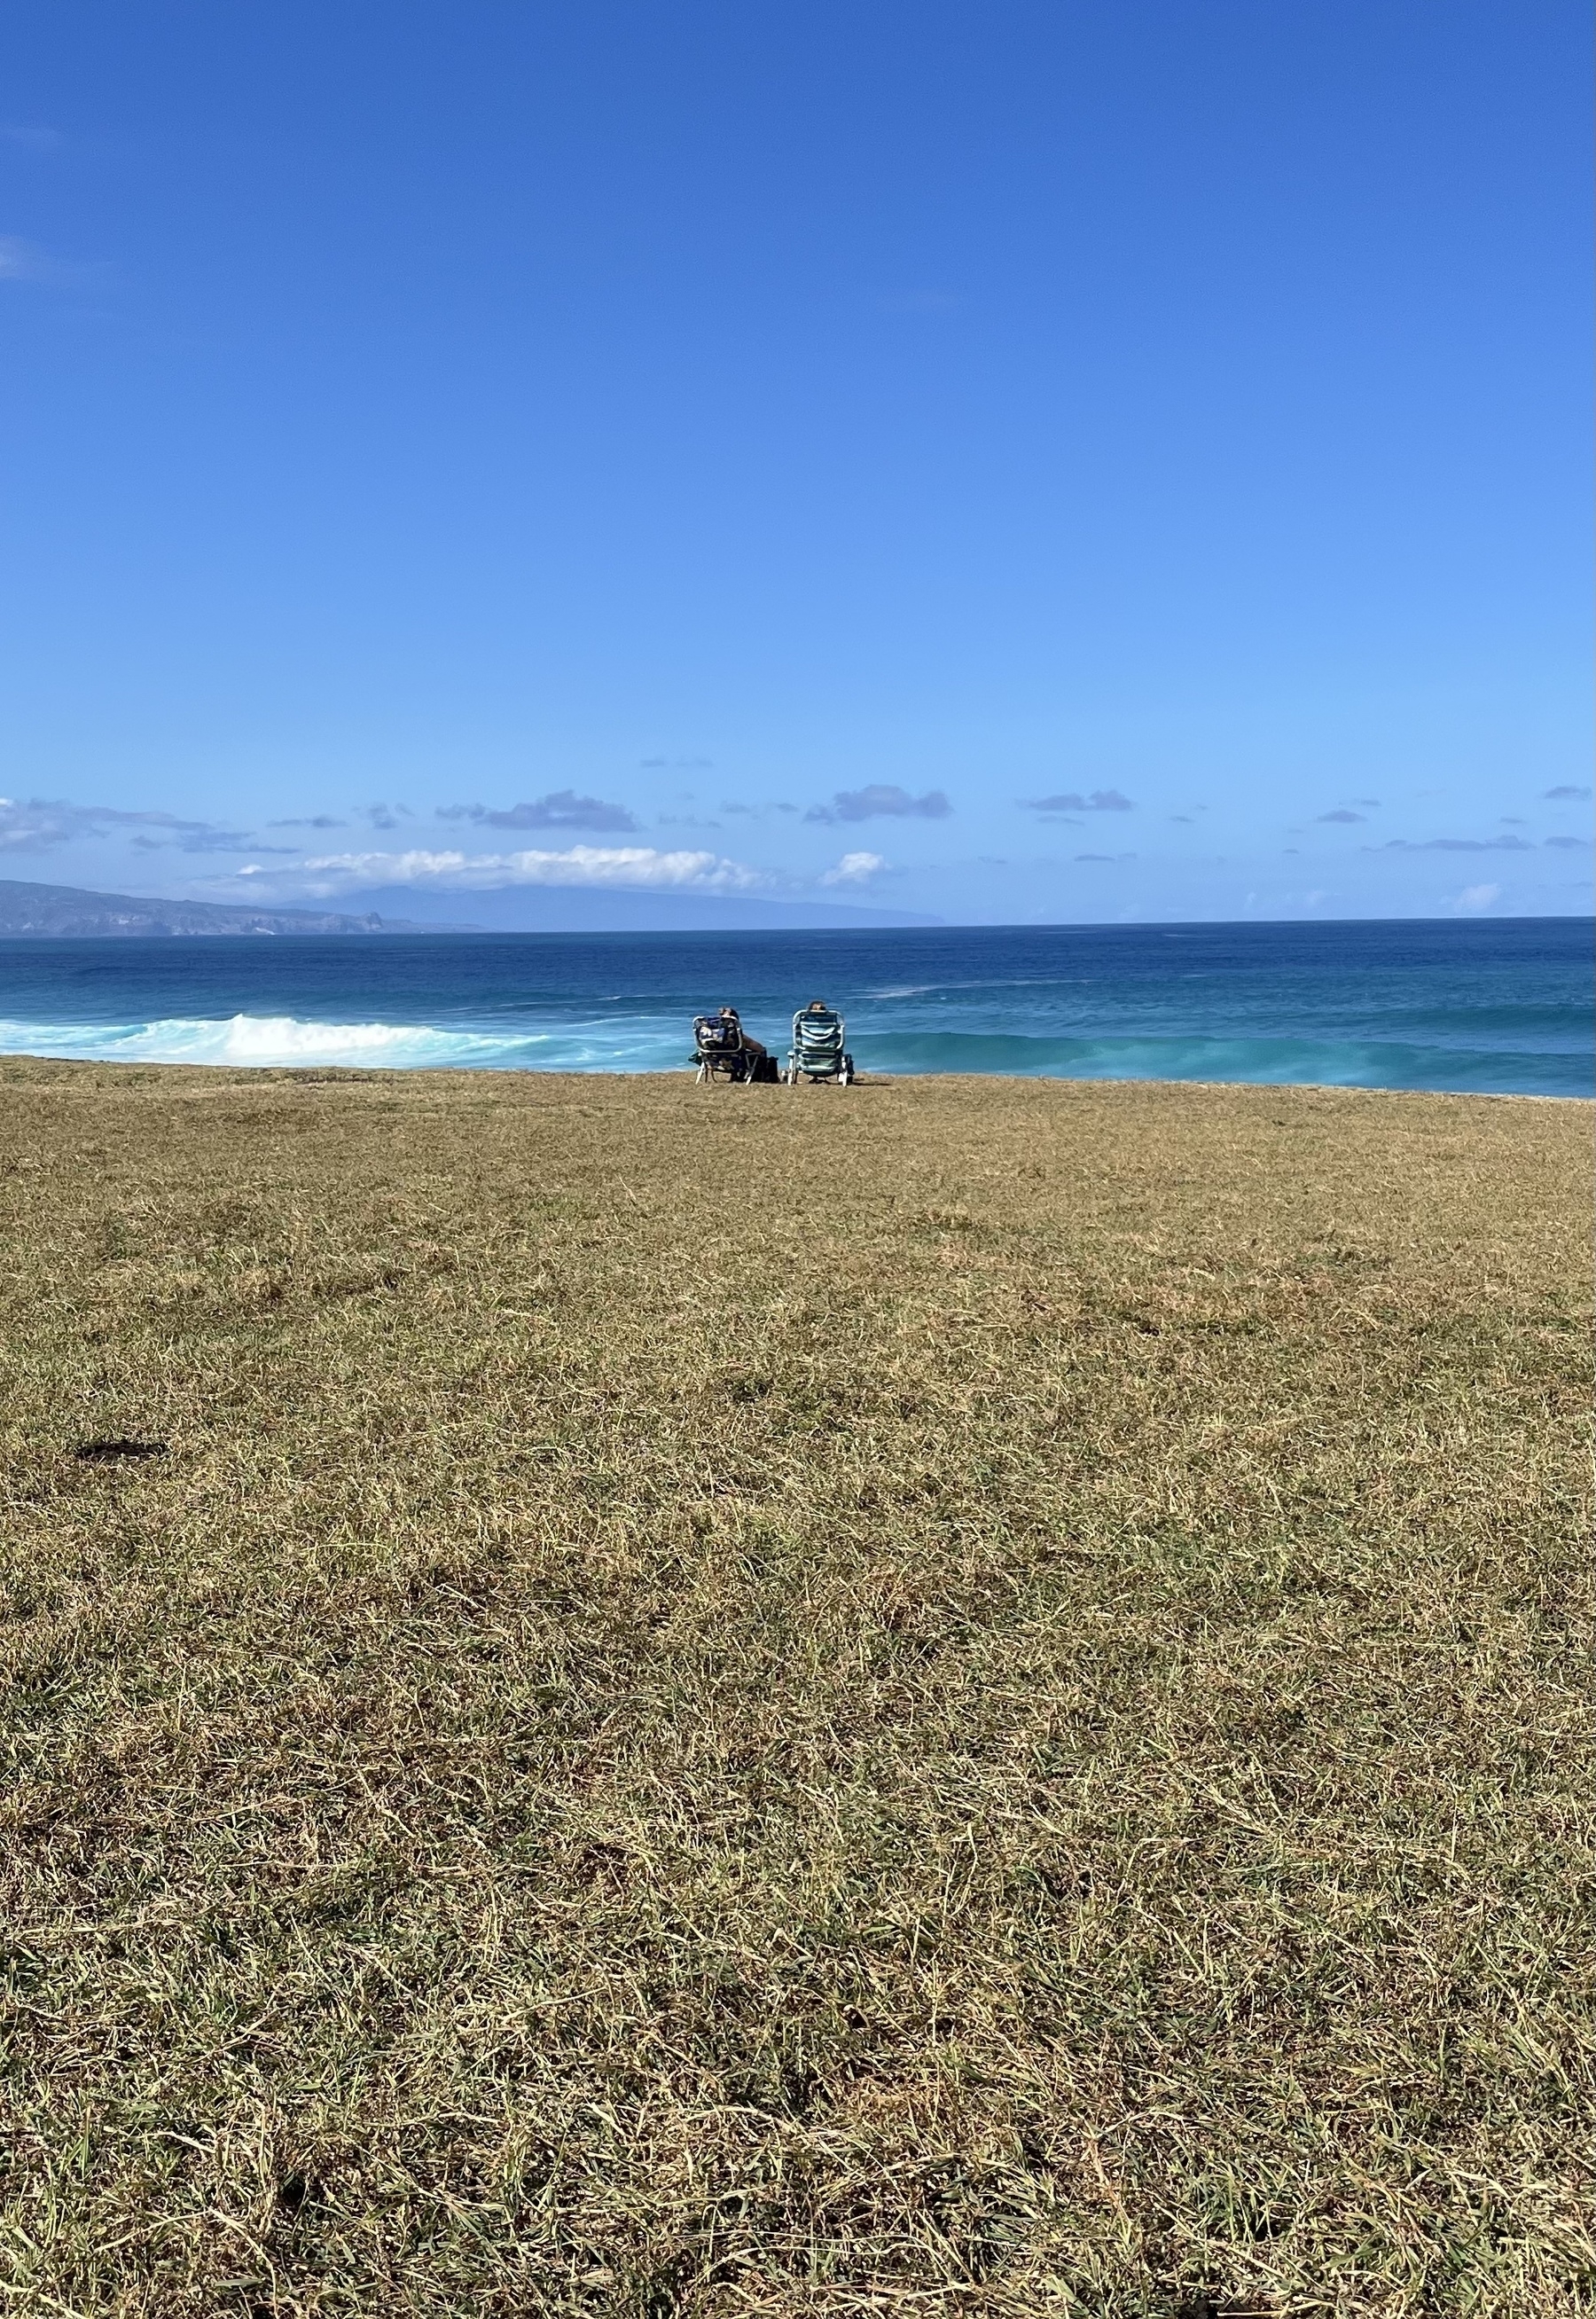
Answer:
0;0;1589;925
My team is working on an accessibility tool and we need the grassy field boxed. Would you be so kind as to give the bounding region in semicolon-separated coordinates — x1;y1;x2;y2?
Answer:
0;1061;1590;2318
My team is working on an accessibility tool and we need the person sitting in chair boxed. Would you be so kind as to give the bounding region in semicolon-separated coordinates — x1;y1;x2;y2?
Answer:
718;1007;769;1069
788;999;853;1083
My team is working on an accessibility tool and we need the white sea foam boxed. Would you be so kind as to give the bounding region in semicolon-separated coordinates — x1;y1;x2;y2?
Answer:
0;1013;514;1069
866;975;1089;999
0;1012;685;1072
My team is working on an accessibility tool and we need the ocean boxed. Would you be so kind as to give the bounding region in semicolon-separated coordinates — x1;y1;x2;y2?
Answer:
0;918;1589;1097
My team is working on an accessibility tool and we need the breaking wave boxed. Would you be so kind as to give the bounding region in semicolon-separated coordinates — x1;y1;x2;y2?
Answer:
0;1012;685;1072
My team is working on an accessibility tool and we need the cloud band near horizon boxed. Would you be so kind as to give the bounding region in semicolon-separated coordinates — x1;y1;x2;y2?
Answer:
277;844;773;895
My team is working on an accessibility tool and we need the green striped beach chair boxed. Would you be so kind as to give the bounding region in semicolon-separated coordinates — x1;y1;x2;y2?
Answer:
786;1001;855;1085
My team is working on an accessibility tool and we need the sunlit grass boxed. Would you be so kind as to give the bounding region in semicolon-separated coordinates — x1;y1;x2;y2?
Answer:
0;1060;1590;2316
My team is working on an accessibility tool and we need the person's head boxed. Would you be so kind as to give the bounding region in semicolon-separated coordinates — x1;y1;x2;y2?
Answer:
807;999;826;1012
720;1006;739;1021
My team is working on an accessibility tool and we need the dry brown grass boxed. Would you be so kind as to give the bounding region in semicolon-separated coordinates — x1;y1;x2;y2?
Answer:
0;1061;1590;2318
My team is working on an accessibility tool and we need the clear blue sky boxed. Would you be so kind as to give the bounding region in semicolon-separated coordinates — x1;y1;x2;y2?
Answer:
1;0;1589;924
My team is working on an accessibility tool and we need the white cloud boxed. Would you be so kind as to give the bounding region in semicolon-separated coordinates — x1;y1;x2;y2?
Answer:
296;844;768;895
819;850;887;886
1451;883;1500;913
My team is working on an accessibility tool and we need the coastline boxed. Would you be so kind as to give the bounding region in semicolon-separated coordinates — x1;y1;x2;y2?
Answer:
3;1049;1592;1101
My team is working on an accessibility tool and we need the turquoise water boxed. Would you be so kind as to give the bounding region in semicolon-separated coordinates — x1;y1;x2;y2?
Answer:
0;919;1589;1096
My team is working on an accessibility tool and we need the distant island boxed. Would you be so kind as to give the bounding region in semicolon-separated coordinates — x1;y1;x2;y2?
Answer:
0;875;939;937
0;878;404;938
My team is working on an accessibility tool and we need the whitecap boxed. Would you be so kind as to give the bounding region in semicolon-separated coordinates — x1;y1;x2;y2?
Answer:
0;1011;699;1074
0;1013;509;1069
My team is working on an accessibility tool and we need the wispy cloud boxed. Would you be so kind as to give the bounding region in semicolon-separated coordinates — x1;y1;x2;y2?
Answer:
1;124;63;153
0;232;98;289
806;784;950;825
0;796;95;849
1451;883;1500;913
1021;788;1134;816
640;756;713;770
1076;852;1136;864
1317;809;1366;824
293;844;767;895
1368;835;1534;853
0;795;262;853
0;235;47;282
819;851;887;886
1543;785;1591;801
133;828;296;856
1544;835;1592;850
436;790;638;834
269;814;347;830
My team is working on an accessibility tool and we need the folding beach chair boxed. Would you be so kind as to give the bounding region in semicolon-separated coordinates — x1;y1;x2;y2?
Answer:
786;1001;855;1085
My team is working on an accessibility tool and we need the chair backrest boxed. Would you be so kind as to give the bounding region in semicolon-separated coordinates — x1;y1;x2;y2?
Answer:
694;1014;741;1054
793;1007;844;1060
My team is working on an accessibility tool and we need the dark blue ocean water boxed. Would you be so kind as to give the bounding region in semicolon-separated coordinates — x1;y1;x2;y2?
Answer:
0;920;1589;1096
